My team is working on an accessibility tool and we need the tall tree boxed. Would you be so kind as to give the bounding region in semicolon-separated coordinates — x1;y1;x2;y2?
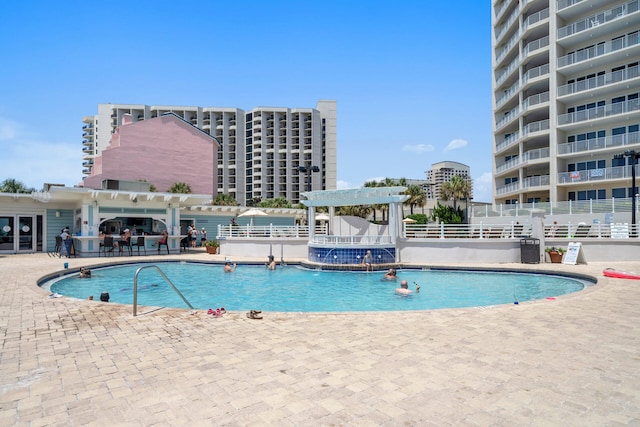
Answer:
440;176;472;211
0;178;34;193
404;184;426;215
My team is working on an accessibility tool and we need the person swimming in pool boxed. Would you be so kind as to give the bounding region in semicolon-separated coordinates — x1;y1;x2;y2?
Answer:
266;255;276;270
396;280;420;295
383;268;397;280
224;261;237;273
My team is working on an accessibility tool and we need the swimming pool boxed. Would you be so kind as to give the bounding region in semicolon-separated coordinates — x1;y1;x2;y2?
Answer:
44;262;594;312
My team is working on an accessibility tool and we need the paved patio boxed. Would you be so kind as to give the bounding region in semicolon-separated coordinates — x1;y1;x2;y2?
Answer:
0;252;639;426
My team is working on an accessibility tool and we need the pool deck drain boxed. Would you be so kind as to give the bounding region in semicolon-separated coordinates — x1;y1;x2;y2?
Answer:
0;252;639;425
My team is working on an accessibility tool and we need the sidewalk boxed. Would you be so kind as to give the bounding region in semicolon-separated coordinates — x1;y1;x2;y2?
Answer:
0;253;639;425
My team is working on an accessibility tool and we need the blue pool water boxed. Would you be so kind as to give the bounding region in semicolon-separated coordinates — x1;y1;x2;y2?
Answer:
45;262;591;312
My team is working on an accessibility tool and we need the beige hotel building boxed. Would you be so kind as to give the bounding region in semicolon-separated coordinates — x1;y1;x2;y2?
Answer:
82;101;336;205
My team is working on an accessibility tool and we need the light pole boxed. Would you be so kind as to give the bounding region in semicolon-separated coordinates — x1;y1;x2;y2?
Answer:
298;165;320;192
465;197;473;224
615;150;639;233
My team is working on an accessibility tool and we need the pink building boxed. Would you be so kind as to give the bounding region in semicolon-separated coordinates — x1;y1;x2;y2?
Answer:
83;113;218;196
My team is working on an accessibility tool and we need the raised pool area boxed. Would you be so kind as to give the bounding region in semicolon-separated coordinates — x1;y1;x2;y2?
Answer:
43;262;595;312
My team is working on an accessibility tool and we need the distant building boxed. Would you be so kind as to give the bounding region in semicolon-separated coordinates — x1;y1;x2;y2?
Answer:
82;113;218;196
425;161;473;201
81;100;337;205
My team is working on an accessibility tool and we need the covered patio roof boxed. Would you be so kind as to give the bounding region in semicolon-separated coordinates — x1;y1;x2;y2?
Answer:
301;186;409;207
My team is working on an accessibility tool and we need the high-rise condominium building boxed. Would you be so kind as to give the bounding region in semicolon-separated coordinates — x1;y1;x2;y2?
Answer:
82;101;336;205
492;0;639;205
425;161;473;201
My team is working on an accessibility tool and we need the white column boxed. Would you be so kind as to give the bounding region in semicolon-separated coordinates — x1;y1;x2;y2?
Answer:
388;202;397;244
308;206;316;241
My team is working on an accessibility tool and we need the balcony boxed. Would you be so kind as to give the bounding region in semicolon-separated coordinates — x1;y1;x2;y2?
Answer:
522;91;550;111
522;35;549;58
495;80;521;109
495;58;520;88
558;131;639;155
496;180;521;196
522;174;550;189
495;106;520;130
494;5;520;43
557;0;585;12
523;7;549;33
523;119;549;136
558;33;640;71
558;165;640;185
495;29;521;65
522;63;549;86
495;147;550;174
557;65;639;100
558;99;640;127
557;1;639;41
495;131;520;153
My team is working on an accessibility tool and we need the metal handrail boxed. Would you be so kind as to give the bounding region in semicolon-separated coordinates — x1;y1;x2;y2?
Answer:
133;265;193;316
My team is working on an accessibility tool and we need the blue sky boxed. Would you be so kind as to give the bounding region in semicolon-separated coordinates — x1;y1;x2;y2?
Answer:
0;1;492;202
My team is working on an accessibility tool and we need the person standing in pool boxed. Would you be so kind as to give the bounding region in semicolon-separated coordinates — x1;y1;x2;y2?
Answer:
266;255;276;270
224;261;237;273
383;268;397;280
396;280;420;295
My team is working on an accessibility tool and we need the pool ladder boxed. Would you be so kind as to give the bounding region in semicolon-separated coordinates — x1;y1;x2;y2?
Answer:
133;265;194;316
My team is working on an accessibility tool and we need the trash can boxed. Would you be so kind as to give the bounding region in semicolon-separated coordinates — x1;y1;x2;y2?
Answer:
520;238;540;264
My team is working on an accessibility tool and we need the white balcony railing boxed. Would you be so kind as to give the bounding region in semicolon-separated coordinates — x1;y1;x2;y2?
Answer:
495;131;520;152
558;32;640;68
558;165;640;184
557;65;639;97
523;91;550;110
557;0;585;12
523;119;550;135
558;99;640;126
558;131;639;155
557;0;639;40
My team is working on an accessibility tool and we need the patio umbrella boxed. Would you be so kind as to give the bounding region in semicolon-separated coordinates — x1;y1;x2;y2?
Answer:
238;208;268;227
402;217;417;223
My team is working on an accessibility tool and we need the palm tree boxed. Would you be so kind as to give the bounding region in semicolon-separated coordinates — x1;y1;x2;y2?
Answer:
404;184;426;215
440;176;472;211
364;180;381;222
336;205;372;219
167;182;192;194
212;193;238;206
0;178;34;193
258;197;292;208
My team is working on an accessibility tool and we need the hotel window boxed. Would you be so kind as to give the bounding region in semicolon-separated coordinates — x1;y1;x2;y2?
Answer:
612;188;627;198
569;189;606;201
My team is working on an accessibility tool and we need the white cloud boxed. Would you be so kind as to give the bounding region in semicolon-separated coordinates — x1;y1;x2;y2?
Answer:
402;144;435;153
0;116;82;189
0;117;21;141
472;172;493;203
444;138;468;151
336;180;352;190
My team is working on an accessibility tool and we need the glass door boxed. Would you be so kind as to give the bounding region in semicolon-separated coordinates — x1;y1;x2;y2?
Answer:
18;216;34;252
0;217;14;252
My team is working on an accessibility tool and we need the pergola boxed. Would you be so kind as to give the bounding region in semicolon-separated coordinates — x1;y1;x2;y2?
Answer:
300;186;409;244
